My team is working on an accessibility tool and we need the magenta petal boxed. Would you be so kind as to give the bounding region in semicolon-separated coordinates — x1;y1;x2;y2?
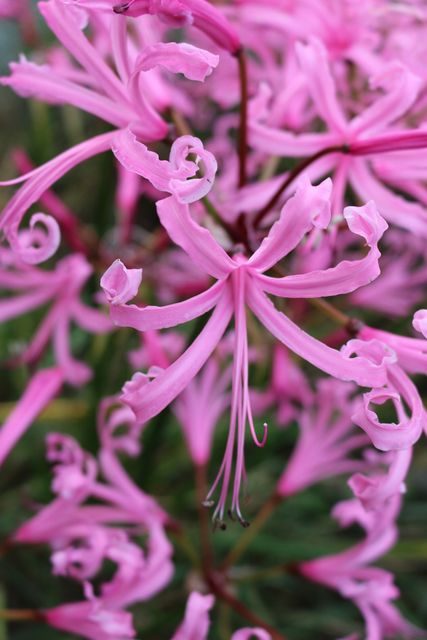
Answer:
121;287;233;424
135;42;219;82
255;200;386;298
172;592;215;640
248;178;332;273
246;283;387;388
110;279;226;331
156;196;236;279
100;259;142;305
1;132;115;263
352;365;424;452
0;368;63;467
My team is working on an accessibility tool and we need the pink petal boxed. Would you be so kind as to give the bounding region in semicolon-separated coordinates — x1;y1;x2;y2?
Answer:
349;63;421;137
0;368;63;467
156;196;236;279
296;38;348;135
172;592;215;640
412;309;427;338
110;279;225;331
135;42;219;82
100;259;142;305
248;178;332;273
0;132;115;263
121;287;233;424
246;284;388;388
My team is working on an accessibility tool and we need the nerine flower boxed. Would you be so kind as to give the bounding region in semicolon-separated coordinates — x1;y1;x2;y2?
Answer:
102;174;389;523
300;496;421;640
277;379;370;497
13;425;173;635
0;249;111;385
0;0;219;261
249;38;427;235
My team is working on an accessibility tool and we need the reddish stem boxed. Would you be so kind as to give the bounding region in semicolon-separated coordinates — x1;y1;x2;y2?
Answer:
253;144;347;228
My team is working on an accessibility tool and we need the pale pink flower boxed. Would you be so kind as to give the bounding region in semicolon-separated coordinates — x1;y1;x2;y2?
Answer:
349;448;412;512
44;594;136;640
251;346;313;428
102;178;389;522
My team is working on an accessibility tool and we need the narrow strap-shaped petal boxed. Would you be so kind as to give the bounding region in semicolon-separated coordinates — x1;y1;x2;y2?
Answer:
0;132;115;262
122;287;233;424
296;39;348;135
113;129;217;203
246;283;387;388
349;63;421;137
254;200;386;297
249;122;338;157
39;0;129;105
248;178;332;272
72;301;112;333
0;287;54;322
352;365;424;451
0;367;63;467
135;42;219;82
110;279;225;331
349;159;427;237
156;196;236;279
1;57;135;128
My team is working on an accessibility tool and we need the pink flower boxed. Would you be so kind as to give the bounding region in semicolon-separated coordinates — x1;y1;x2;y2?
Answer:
300;495;421;640
1;0;218;261
45;595;136;640
249;38;427;235
0;250;111;385
174;358;230;466
103;178;389;522
277;379;370;497
100;259;143;305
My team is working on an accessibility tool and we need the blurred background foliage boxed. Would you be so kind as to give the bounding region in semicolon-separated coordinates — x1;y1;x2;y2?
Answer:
1;6;427;639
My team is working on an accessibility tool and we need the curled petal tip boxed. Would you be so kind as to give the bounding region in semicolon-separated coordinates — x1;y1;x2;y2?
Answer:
101;259;142;306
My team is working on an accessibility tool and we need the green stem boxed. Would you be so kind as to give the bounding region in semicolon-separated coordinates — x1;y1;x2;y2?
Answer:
221;492;282;571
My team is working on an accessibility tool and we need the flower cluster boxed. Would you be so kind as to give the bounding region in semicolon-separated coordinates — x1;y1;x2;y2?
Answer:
1;0;427;638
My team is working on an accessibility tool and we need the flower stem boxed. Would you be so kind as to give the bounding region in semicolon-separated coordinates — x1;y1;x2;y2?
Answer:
221;492;282;572
237;49;249;188
206;572;287;640
253;145;347;227
195;463;214;573
0;610;42;621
